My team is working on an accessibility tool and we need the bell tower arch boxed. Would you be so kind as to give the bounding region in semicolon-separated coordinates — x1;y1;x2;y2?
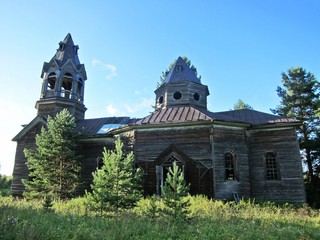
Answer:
36;33;87;120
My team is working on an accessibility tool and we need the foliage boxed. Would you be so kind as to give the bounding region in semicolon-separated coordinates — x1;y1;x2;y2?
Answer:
1;196;319;240
157;56;201;87
271;67;320;206
23;109;81;200
161;161;190;221
86;139;143;216
0;175;12;197
233;99;253;110
134;195;165;220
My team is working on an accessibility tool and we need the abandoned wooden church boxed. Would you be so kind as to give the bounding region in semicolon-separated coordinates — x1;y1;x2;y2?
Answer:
12;34;306;203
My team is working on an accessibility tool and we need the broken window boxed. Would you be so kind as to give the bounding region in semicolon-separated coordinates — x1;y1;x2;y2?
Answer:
225;152;235;180
265;152;280;180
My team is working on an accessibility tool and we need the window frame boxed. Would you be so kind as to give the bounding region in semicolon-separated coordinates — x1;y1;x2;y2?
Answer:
224;152;238;181
265;151;281;181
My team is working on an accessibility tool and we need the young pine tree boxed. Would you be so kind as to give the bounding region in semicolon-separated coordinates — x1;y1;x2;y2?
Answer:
162;161;190;221
23;109;81;200
86;139;142;216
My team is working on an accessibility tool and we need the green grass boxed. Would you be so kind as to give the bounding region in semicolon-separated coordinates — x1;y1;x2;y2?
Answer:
0;196;319;240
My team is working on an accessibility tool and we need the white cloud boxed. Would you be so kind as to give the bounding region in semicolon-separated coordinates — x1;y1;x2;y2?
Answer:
91;58;118;80
104;64;117;80
123;98;153;115
91;58;100;67
106;104;119;116
104;98;153;118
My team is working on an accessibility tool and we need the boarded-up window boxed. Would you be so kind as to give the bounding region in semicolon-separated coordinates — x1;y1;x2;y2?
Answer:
265;152;280;180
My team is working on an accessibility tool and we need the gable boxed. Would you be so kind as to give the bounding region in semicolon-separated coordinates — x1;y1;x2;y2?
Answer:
154;144;195;166
12;116;47;141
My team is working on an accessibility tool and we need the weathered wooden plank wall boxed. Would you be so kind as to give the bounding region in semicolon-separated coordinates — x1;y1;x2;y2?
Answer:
248;128;305;203
212;126;251;200
132;126;213;196
11;123;43;196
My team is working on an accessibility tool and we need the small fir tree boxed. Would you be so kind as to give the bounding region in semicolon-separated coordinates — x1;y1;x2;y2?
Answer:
162;161;190;221
233;99;253;110
86;139;143;216
23;109;81;200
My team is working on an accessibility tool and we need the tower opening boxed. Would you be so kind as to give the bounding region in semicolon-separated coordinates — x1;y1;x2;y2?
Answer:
62;73;73;99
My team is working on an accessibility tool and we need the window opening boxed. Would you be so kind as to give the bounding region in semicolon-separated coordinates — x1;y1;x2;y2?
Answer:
265;152;279;180
193;92;200;101
77;78;83;101
173;91;182;100
158;96;164;104
47;72;56;90
61;73;73;99
225;153;235;180
96;157;103;169
175;65;183;72
156;155;184;195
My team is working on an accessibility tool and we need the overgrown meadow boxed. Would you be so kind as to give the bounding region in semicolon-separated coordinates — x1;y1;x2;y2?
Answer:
1;195;319;240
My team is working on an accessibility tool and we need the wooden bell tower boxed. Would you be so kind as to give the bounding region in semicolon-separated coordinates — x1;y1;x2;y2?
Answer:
36;33;87;120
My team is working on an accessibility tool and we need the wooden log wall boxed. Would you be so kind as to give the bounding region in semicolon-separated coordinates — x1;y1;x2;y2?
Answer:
77;137;114;193
212;126;251;200
132;125;213;196
248;128;306;203
11;123;44;196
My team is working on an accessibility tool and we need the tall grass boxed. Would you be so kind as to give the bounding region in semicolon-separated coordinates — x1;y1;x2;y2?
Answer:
1;195;319;240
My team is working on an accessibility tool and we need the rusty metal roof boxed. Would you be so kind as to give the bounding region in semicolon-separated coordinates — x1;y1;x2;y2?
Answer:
74;107;300;137
134;106;212;125
133;106;300;126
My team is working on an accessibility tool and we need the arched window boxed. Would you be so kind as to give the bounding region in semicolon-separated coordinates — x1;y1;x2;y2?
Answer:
62;73;73;99
265;152;280;180
77;78;83;101
225;153;235;180
47;72;56;90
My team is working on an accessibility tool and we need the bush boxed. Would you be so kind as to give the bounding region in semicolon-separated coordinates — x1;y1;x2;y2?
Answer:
0;175;12;197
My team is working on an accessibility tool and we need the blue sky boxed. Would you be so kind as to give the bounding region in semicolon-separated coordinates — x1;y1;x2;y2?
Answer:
0;0;319;175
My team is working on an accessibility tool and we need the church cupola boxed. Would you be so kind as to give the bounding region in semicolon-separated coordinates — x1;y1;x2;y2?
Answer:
36;33;87;120
154;57;209;110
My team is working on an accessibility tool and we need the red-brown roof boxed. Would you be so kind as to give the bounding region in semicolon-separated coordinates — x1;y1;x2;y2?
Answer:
133;106;300;127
